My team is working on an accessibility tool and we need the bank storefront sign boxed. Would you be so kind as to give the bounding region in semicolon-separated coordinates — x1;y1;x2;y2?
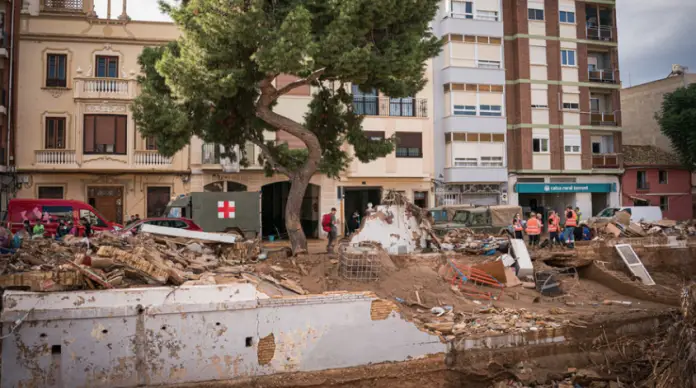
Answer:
515;183;615;194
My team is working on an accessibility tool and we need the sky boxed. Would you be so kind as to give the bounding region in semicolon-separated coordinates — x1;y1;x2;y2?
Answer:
106;0;696;87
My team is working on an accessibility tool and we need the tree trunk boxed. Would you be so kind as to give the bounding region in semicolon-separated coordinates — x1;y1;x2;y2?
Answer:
285;172;311;254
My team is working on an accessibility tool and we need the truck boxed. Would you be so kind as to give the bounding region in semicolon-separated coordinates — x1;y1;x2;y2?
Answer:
431;205;522;236
164;192;261;239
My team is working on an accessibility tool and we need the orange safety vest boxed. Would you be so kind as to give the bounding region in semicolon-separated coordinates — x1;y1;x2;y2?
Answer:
526;218;540;235
513;219;523;231
565;210;578;227
548;215;559;232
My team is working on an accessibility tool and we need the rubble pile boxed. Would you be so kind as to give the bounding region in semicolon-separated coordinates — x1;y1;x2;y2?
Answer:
440;230;509;255
591;211;696;239
0;230;264;291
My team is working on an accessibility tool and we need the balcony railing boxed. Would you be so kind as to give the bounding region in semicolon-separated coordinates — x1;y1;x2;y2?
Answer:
586;25;613;41
134;150;172;166
588;69;617;84
590;111;617;126
352;97;428;117
74;78;136;100
592;153;621;169
35;149;76;165
42;0;84;13
448;5;500;22
201;143;240;172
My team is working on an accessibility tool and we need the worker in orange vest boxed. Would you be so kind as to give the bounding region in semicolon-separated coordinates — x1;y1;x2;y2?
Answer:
526;212;541;247
512;213;524;240
547;210;561;247
563;205;578;246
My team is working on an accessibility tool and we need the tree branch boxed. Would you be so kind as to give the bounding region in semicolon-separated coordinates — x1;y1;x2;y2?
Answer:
250;138;291;176
272;68;326;100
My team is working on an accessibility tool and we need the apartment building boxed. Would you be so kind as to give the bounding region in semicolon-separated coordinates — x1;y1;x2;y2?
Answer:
0;0;21;208
432;0;508;206
504;0;622;219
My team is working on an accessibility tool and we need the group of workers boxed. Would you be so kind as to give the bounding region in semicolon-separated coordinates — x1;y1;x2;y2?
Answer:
22;217;93;239
512;206;590;248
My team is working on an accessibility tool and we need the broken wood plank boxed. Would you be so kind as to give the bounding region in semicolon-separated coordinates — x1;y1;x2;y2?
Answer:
141;224;238;244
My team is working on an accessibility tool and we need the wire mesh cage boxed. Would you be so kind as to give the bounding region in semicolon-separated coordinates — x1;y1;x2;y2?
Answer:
339;245;382;282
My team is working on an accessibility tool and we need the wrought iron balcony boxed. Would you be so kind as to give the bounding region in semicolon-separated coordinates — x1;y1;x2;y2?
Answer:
352;97;428;118
42;0;84;13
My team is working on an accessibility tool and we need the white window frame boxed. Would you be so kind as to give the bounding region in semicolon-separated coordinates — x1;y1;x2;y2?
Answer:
562;102;580;110
561;50;576;67
479;104;503;116
559;11;576;24
453;104;477;116
480;156;504;167
449;0;474;19
563;135;581;154
532;136;549;153
454;157;478;167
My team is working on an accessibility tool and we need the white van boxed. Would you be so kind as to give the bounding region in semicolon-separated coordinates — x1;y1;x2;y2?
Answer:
594;206;663;223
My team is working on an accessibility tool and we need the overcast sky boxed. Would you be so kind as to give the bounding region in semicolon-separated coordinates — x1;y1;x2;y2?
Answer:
99;0;695;87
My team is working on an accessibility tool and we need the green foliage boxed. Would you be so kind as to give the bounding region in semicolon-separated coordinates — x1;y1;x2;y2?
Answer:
656;84;696;170
134;0;441;173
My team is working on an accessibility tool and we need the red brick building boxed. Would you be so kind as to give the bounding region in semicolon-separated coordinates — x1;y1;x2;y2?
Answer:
621;145;692;221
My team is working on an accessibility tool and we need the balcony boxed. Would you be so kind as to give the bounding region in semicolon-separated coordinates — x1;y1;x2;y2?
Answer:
586;25;613;41
588;69;617;84
592;153;621;169
74;78;137;100
134;150;172;167
41;0;84;13
201;143;240;172
352;97;428;118
590;111;617;126
35;149;77;165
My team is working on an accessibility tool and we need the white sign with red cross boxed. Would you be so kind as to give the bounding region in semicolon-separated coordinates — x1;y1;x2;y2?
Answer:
217;201;236;219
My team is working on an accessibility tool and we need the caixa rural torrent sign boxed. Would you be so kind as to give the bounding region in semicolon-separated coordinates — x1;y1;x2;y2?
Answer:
217;201;236;219
515;183;616;193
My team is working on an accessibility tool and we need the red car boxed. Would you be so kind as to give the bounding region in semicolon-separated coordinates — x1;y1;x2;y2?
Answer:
120;217;202;235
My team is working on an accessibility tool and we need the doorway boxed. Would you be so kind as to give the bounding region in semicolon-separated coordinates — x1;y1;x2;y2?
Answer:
87;186;123;224
344;187;382;220
591;192;608;216
147;187;171;218
261;181;320;239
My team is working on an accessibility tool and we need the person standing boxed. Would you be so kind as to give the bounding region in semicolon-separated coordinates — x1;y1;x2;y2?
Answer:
512;213;524;240
563;205;578;246
575;207;582;223
32;220;45;237
348;210;361;235
322;208;338;252
547;210;560;247
526;212;541;247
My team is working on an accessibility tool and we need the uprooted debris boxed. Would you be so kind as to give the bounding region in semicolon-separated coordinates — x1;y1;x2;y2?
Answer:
590;211;696;239
0;227;310;293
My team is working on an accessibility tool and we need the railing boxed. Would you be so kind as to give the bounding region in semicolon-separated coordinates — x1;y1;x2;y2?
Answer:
35;149;76;165
42;0;84;12
134;150;172;166
74;78;136;99
448;5;500;22
435;190;501;206
586;25;613;41
590;111;617;126
352;97;428;117
592;153;621;169
588;69;616;84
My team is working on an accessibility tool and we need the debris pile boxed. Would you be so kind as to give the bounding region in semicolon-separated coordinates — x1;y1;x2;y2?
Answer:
592;211;694;239
0;228;265;291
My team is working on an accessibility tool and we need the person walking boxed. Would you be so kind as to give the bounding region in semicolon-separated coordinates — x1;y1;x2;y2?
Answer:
526;212;541;248
563;205;578;247
512;213;524;240
348;210;361;235
547;210;560;247
322;208;338;252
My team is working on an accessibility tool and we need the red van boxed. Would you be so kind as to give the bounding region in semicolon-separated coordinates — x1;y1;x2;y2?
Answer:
6;199;122;237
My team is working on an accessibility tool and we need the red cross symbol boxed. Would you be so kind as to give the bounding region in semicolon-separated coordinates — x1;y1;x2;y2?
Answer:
217;201;236;219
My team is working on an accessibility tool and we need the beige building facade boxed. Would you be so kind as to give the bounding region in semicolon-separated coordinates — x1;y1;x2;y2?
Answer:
15;0;435;236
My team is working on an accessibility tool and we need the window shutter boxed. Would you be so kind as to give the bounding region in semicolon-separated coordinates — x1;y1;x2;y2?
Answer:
396;132;422;148
84;115;95;153
115;116;127;154
95;116;115;145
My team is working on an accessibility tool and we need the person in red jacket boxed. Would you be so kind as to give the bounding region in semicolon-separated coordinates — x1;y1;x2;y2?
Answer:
322;208;338;252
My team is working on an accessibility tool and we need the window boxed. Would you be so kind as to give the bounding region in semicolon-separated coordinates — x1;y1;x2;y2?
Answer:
38;186;65;199
479;105;502;116
145;136;158;151
42;206;72;221
363;131;385;141
453;105;476;116
451;0;473;18
559;11;575;23
83;115;127;155
413;191;428;209
660;196;669;211
563;102;579;110
564;135;581;153
454;158;477;167
480;156;503;167
46;54;67;87
45;117;66;149
352;85;378;116
659;170;668;184
590;98;600;112
95;56;119;78
561;50;576;66
389;98;415;117
533;137;549;153
528;8;544;21
636;171;648;189
395;132;422;158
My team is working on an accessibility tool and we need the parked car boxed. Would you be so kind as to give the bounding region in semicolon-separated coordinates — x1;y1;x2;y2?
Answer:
5;199;121;237
592;206;663;223
119;217;202;235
